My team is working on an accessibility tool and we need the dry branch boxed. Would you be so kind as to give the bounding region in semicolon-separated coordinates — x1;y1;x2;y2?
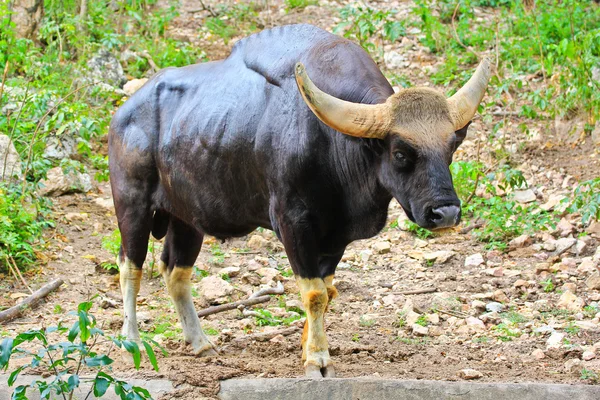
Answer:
233;326;300;343
197;281;285;318
0;278;64;323
394;287;438;295
197;295;271;318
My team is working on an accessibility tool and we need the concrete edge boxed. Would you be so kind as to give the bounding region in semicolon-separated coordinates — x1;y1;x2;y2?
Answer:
218;378;600;400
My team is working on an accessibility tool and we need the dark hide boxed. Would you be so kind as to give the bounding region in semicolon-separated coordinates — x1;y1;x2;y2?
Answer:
108;24;463;279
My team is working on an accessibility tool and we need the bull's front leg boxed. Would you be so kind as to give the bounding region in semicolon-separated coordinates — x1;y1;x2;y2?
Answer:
276;205;336;378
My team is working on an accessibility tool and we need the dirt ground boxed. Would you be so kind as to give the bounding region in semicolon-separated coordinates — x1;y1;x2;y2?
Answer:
2;1;600;399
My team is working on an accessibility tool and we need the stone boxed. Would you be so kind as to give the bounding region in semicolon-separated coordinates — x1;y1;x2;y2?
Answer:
256;267;282;284
458;368;483;380
547;332;565;349
406;311;420;326
572;240;587;255
564;359;582;373
43;134;78;161
577;258;597;274
514;279;529;289
427;313;440;325
465;253;484;267
269;334;286;343
94;197;114;210
0;135;23;180
532;349;545;360
87;50;126;88
582;350;596;361
562;283;577;294
514;189;536;204
465;317;485;331
492;290;509;304
373;241;391;254
123;78;148;96
411;324;429;336
575;321;598;330
198;275;234;304
247;234;269;249
220;266;241;278
586;272;600;290
553;238;577;255
540;194;567;211
509;234;531;249
586;221;600;237
39;167;93;196
486;302;504;313
423;250;455;264
558;291;584;311
556;218;574;235
472;300;486;310
384;51;409;70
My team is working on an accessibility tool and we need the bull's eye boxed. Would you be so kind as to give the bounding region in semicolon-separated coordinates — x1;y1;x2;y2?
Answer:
394;151;409;169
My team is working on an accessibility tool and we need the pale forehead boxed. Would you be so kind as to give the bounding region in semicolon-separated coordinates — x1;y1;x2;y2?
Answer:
387;88;455;150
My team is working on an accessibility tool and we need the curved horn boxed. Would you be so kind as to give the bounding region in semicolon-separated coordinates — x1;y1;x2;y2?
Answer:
294;63;391;139
448;57;493;130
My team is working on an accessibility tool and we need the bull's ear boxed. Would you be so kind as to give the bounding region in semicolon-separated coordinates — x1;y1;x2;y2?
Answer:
454;120;471;150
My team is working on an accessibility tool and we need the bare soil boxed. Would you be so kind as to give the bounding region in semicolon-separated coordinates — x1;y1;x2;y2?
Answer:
2;1;600;399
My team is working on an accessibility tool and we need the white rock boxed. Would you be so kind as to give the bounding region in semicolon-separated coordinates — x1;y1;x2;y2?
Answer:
39;167;93;196
123;78;148;96
465;317;485;331
197;275;234;304
373;241;391;254
44;134;77;161
465;253;484;267
94;197;114;210
256;267;282;284
427;313;440;325
577;258;597;274
384;51;409;70
0;135;22;181
582;350;596;361
406;310;420;326
553;238;577;255
458;368;483;380
540;194;567;211
285;299;304;310
546;332;565;349
411;324;429;336
247;234;269;249
557;290;584;311
513;189;536;203
509;234;531;248
423;250;455;264
532;349;545;359
586;272;600;290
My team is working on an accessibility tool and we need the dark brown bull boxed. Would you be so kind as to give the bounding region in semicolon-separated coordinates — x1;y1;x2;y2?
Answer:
108;24;492;377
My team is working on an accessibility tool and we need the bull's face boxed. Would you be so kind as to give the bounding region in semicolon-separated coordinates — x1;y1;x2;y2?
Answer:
295;59;492;230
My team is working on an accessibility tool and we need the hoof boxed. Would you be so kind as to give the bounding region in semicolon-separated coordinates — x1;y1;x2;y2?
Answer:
305;364;335;378
190;341;219;357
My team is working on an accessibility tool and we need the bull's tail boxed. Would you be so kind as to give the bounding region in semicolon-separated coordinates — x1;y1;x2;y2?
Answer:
152;209;170;240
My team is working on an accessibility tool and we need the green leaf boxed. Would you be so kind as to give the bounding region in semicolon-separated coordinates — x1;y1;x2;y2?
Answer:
8;365;24;386
142;341;159;371
122;341;141;369
11;385;27;400
68;321;80;342
85;354;114;367
93;376;110;397
0;338;14;368
67;374;80;391
78;310;91;343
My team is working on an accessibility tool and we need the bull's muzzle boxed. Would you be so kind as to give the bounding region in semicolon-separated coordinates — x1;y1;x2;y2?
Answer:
428;205;461;229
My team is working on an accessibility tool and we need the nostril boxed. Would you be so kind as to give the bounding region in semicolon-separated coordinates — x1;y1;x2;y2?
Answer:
426;207;442;222
430;205;461;226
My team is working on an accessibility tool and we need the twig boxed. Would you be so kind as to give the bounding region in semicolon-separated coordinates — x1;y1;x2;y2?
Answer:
197;295;271;318
9;254;33;293
233;326;300;343
0;61;9;111
438;308;469;318
191;0;217;17
0;278;64;323
459;221;484;234
140;51;159;73
393;287;438;296
249;281;284;299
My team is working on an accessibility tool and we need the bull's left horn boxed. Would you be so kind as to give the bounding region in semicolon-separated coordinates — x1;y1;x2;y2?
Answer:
448;58;493;130
294;63;391;139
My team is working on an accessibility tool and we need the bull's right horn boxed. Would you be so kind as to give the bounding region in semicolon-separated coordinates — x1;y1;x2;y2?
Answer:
447;58;493;130
294;63;391;139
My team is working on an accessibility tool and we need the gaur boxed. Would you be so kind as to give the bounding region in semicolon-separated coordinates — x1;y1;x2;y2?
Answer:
108;24;492;377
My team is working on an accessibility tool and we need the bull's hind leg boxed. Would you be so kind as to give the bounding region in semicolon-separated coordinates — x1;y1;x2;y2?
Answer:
159;217;216;356
115;207;152;343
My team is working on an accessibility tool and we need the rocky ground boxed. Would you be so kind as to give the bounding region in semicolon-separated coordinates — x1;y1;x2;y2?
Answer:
2;1;600;399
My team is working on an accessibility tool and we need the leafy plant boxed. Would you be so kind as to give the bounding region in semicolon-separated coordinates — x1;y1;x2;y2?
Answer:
334;5;405;55
359;315;376;328
285;0;318;10
0;299;164;399
101;229;121;272
568;178;600;225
